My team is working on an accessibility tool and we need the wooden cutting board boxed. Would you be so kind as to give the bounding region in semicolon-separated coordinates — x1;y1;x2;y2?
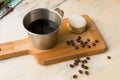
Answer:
0;15;107;65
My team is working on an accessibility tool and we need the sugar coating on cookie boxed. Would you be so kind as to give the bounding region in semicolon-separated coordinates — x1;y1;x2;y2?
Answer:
68;15;87;33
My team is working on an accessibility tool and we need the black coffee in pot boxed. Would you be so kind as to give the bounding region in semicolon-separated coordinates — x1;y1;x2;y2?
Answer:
27;19;57;34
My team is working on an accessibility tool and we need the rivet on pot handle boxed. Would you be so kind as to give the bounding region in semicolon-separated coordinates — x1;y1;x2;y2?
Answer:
55;8;64;17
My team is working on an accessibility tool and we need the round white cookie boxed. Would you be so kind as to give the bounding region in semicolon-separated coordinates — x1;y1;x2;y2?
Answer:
68;15;87;34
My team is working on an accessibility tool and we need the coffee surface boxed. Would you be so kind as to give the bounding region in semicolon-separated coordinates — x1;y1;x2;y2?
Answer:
27;19;57;34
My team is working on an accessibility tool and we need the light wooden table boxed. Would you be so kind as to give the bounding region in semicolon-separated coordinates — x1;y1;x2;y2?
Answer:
0;0;120;80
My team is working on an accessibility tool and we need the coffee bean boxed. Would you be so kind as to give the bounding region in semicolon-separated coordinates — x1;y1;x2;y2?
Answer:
76;36;81;43
76;58;81;63
81;64;85;68
76;39;80;43
78;36;81;40
87;45;91;48
69;64;74;68
71;42;75;46
81;59;87;63
92;43;96;46
81;60;84;63
107;56;111;59
74;59;79;63
74;45;79;49
85;71;89;75
95;40;99;43
0;48;1;51
86;57;90;60
81;44;85;48
70;40;73;43
66;41;70;46
80;41;84;45
83;59;87;63
73;74;78;78
69;40;74;46
74;62;78;66
87;39;90;42
84;66;89;70
84;41;88;45
78;70;83;74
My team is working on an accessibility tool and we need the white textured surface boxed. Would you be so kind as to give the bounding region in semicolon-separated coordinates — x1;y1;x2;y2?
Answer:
69;15;86;28
0;0;120;80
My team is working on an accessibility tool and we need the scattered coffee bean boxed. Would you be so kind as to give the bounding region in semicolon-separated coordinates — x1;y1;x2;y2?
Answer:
92;43;96;46
81;60;84;63
76;58;81;63
84;66;89;70
74;45;79;49
71;42;75;46
70;40;74;43
83;59;88;63
84;41;88;45
87;45;91;48
81;64;85;68
66;41;71;46
107;56;111;59
86;57;90;60
69;64;74;68
95;40;99;43
74;59;79;63
76;38;80;43
73;74;78;79
76;36;81;43
80;41;84;45
85;71;89;75
74;62;78;66
79;70;83;74
81;59;87;63
81;44;85;48
78;36;81;40
87;39;90;42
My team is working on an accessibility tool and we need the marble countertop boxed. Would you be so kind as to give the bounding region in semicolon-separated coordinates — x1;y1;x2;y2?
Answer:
0;0;120;80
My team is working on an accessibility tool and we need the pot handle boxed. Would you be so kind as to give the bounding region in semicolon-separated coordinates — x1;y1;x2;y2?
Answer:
55;8;64;17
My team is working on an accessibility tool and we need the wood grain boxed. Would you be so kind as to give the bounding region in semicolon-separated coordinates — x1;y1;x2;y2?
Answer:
0;15;107;65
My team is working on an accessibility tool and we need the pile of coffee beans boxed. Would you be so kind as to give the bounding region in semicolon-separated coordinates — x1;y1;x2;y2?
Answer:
66;36;111;79
69;57;91;79
65;36;99;49
70;56;112;79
